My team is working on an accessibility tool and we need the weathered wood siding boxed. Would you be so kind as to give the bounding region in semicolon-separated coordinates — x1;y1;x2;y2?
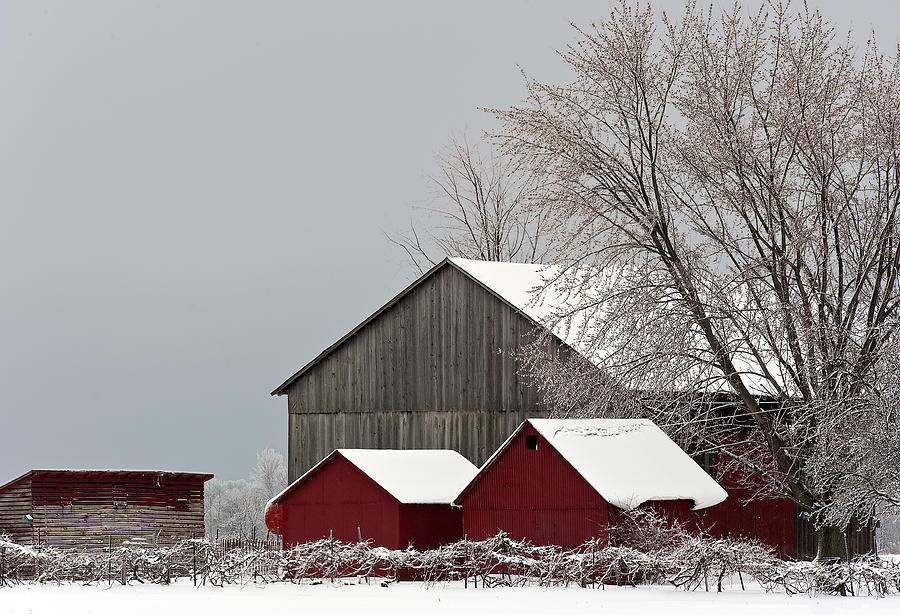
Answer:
288;409;545;481
0;479;32;545
28;477;206;550
285;263;552;480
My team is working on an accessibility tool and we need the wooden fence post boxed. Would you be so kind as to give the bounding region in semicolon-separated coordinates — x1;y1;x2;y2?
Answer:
192;533;197;586
107;536;112;586
35;528;41;581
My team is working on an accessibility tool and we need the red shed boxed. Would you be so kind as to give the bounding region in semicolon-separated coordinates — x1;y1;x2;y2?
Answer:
455;419;727;547
266;449;477;550
0;470;213;550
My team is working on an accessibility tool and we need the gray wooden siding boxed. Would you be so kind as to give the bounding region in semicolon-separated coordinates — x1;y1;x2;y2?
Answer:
284;263;554;480
289;409;548;480
0;480;32;545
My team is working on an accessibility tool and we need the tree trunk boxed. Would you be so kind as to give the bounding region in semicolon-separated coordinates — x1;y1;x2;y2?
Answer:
815;525;847;561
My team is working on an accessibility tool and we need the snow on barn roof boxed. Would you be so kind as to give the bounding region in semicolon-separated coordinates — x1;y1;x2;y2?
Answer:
525;418;727;511
272;256;781;397
450;258;779;397
269;449;479;507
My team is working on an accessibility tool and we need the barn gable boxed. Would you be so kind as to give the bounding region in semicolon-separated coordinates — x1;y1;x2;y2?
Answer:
457;419;726;511
274;259;563;480
455;420;611;546
266;450;474;550
456;418;725;547
270;449;477;507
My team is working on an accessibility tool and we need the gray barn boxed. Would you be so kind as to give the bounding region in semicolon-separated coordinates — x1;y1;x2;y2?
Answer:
272;258;560;481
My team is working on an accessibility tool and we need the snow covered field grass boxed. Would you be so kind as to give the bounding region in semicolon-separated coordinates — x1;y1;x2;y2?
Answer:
2;580;900;615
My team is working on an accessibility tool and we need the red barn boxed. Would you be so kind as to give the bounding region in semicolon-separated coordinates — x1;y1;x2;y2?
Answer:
455;419;727;547
265;449;477;550
0;470;213;550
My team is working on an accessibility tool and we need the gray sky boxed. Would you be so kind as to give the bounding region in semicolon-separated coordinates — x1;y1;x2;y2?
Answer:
1;1;897;481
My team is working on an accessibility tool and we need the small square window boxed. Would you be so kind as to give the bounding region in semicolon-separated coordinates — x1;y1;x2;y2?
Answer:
526;434;538;450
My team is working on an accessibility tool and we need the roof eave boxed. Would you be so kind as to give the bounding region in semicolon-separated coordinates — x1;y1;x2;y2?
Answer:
270;258;455;396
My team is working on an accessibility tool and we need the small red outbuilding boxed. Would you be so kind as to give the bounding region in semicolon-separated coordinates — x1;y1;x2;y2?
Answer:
265;449;478;550
455;419;727;547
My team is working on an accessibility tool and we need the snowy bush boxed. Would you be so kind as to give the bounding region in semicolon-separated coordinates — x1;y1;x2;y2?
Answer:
3;526;900;596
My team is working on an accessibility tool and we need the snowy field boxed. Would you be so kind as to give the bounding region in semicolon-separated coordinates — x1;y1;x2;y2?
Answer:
2;581;900;615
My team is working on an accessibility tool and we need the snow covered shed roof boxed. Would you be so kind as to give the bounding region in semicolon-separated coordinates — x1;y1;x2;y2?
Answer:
459;418;728;511
269;449;479;506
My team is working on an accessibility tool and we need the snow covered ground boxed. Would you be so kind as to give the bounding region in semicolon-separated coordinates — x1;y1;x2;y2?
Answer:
2;581;899;615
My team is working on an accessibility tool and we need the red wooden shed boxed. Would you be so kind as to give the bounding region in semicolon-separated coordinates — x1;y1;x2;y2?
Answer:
265;449;478;550
0;470;213;550
455;419;727;547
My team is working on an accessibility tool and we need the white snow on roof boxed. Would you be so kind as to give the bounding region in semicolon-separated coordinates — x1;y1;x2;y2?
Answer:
450;257;780;397
269;449;478;508
526;418;727;511
450;258;562;329
337;449;478;504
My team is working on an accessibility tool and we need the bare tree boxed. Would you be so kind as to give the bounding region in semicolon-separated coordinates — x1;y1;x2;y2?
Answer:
390;135;561;273
252;448;289;501
205;449;288;540
497;1;900;559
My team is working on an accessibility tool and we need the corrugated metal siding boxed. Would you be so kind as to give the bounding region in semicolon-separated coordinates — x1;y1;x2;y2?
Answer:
398;504;463;550
459;425;609;546
700;464;797;558
280;455;400;549
284;263;555;480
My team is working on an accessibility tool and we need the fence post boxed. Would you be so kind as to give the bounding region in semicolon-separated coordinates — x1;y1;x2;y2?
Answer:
108;536;112;586
1;545;5;587
192;533;197;586
329;530;334;583
463;535;467;589
35;527;41;582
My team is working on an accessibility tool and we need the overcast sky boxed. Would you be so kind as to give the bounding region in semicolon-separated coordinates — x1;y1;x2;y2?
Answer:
1;0;897;481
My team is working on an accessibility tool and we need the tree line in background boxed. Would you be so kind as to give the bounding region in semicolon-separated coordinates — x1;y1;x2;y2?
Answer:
392;0;900;559
204;448;287;540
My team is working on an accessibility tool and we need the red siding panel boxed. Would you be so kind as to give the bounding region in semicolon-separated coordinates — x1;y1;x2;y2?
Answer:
699;462;796;558
398;504;463;550
278;454;464;551
280;455;400;549
458;424;609;546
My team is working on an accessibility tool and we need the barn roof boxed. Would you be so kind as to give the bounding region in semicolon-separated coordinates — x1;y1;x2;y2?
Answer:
269;449;478;506
0;470;214;494
458;418;728;511
452;259;785;397
272;257;781;397
270;257;561;396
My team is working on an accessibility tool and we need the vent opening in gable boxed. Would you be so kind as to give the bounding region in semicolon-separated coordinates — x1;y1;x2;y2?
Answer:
526;435;538;450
